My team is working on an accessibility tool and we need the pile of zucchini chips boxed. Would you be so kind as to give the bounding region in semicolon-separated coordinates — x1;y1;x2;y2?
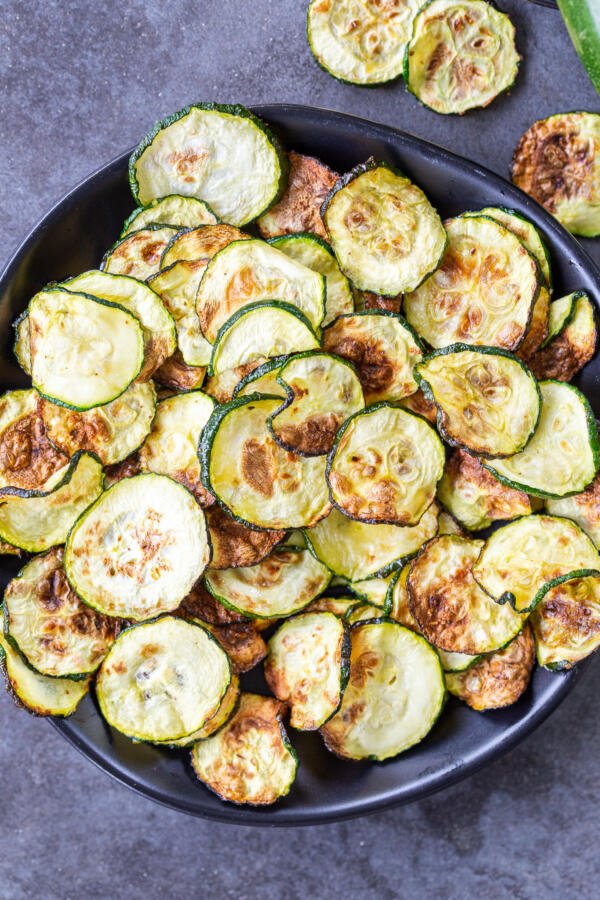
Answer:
2;101;600;809
307;0;520;113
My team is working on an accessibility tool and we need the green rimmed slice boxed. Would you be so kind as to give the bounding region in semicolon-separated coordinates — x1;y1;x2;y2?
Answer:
529;292;597;382
147;259;212;366
305;595;360;617
153;674;241;748
530;570;600;670
121;194;218;237
101;225;179;281
160;223;250;269
542;292;580;347
0;388;68;490
546;473;600;550
232;356;288;400
154;353;206;392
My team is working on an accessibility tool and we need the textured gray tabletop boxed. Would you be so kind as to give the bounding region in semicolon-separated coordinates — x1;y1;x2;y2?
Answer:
1;2;599;898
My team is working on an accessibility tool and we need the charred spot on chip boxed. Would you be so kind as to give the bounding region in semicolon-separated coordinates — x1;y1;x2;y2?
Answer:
0;391;68;491
102;226;177;280
205;505;285;570
154;352;206;392
257;151;339;239
205;622;268;674
180;579;247;625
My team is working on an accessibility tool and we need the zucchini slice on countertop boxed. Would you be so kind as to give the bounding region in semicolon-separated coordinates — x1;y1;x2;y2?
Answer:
404;215;539;351
404;0;520;115
160;223;250;269
305;502;440;582
322;311;423;404
265;611;349;730
101;225;179;281
190;693;298;806
531;570;600;670
327;404;444;526
558;0;600;95
130;103;288;226
546;472;600;550
29;289;144;411
0;389;67;490
415;345;541;458
154;353;206;392
354;289;402;314
153;675;240;747
232;357;288;400
307;0;420;86
138;390;215;506
322;160;446;296
96;616;231;743
40;381;156;466
485;381;599;498
408;535;525;654
4;547;118;678
438;449;533;532
528;292;597;383
64;474;210;621
268;351;364;456
0;452;104;553
257;151;339;241
446;625;535;710
197;239;326;343
147;259;212;367
320;620;445;761
542;291;580;347
200;394;332;530
205;504;285;569
203;365;260;404
205;546;331;619
269;233;354;325
209;302;319;376
512;112;600;238
472;514;600;613
121;194;218;237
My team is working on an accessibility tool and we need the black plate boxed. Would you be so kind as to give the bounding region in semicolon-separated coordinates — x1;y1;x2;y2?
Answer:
1;105;598;826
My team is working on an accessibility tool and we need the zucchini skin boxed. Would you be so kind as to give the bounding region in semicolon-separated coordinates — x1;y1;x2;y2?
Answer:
557;1;600;95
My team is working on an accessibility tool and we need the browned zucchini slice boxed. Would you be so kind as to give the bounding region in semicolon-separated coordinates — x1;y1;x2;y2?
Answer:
305;595;360;617
0;389;67;490
257;151;339;239
153;675;240;747
154;353;206;391
121;194;218;237
232;357;288;400
102;225;178;280
546;472;600;550
530;570;600;670
205;505;285;569
516;286;550;361
528;292;597;382
160;223;251;268
147;259;212;366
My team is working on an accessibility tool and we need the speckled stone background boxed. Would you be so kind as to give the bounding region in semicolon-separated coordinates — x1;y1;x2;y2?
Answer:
1;2;599;898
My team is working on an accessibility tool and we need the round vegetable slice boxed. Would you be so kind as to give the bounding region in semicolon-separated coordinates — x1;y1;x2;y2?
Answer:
102;225;179;281
154;353;206;392
404;0;520;115
415;345;541;457
322;160;446;296
307;0;420;86
160;223;250;269
530;570;600;670
65;474;210;621
546;472;600;550
264;611;349;730
257;151;339;241
205;505;285;569
322;311;423;403
96;616;231;743
4;547;118;678
153;675;241;747
320;620;445;761
404;216;539;351
121;194;218;237
205;546;331;619
463;206;552;289
232;357;288;400
306;595;360;617
147;259;212;366
485;381;599;498
190;693;298;806
408;535;525;654
200;395;332;530
542;291;579;348
512;112;600;238
472;514;600;613
327;404;444;526
0;389;67;490
437;649;480;674
528;292;597;382
344;603;383;625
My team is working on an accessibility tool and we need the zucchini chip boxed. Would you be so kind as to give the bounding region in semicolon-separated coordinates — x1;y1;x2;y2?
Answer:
415;345;541;458
96;616;231;743
437;509;465;536
197;239;325;343
65;474;210;621
40;381;156;466
29;289;144;411
511;112;600;238
102;225;179;281
154;675;241;747
348;574;393;610
408;535;524;654
200;395;332;530
399;388;437;424
154;353;206;392
306;595;360;617
269;351;364;456
232;357;287;400
270;233;354;325
0;389;67;490
531;571;600;670
205;546;331;619
0;452;104;553
404;216;539;351
63;270;177;380
161;223;250;269
307;0;420;86
257;151;339;240
209;302;319;376
322;160;446;296
438;450;533;531
528;293;597;383
472;515;600;613
542;292;579;347
13;310;32;373
148;260;212;366
130;103;287;227
198;621;268;674
344;603;383;625
203;365;259;404
205;505;285;570
327;405;444;526
121;194;218;237
4;548;117;678
138;390;215;505
404;0;520;115
546;472;600;550
446;625;535;710
438;649;480;674
464;207;552;289
190;693;298;806
321;311;423;404
516;285;550;362
265;612;349;730
485;381;599;498
387;564;419;630
104;452;141;487
354;289;401;314
305;502;440;582
321;620;445;761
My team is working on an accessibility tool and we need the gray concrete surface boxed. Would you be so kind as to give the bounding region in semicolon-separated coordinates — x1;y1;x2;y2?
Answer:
1;2;599;898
